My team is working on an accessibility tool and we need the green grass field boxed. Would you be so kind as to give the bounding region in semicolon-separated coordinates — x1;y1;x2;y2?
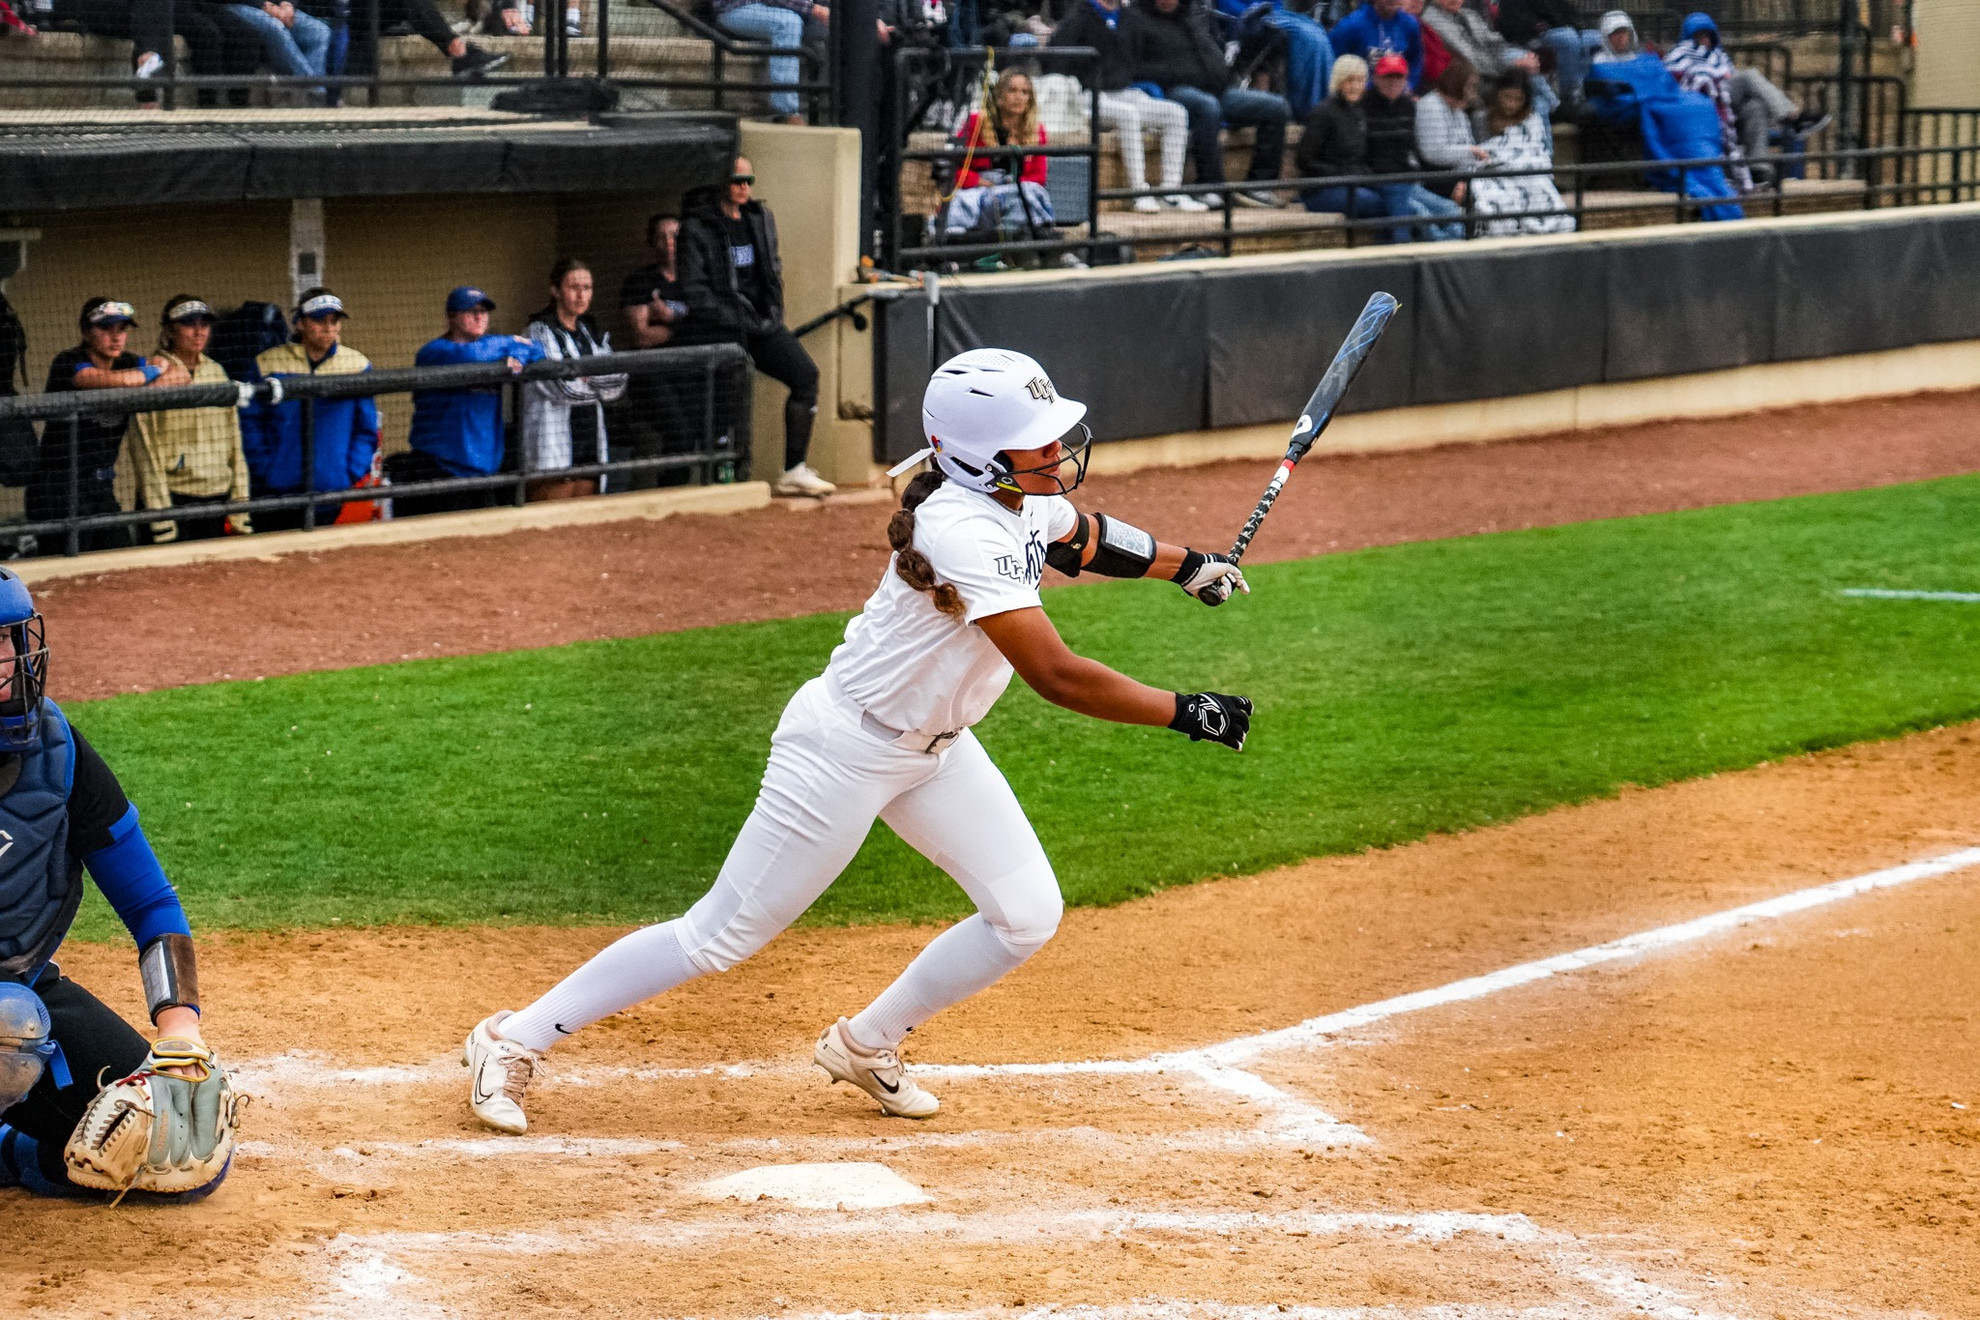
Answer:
65;474;1980;939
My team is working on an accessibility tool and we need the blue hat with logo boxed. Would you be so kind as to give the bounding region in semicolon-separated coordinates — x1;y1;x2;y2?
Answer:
446;286;496;314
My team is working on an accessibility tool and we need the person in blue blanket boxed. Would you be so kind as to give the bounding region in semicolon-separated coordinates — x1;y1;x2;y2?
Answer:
1581;15;1743;220
0;568;237;1202
401;286;544;514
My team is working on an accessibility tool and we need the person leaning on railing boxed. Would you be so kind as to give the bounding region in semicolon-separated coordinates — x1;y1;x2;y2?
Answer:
130;297;252;545
399;286;544;517
523;259;627;504
27;298;188;556
239;288;380;532
711;0;827;125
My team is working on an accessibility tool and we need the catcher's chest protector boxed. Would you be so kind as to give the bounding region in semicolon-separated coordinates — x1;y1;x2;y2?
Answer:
0;701;78;980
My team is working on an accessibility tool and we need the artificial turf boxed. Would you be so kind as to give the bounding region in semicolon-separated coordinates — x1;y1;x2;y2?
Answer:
62;473;1980;937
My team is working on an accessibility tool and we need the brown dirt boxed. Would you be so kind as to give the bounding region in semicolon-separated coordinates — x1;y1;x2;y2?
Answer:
8;723;1978;1318
37;388;1980;702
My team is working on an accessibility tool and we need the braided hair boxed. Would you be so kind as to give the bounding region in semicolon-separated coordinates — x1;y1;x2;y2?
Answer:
887;470;965;618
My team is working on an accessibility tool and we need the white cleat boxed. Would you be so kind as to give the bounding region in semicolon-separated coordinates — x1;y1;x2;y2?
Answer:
812;1018;939;1119
462;1011;542;1135
775;462;837;497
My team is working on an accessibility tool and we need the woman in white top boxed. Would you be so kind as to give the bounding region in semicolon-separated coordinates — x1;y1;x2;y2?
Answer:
522;258;628;501
465;348;1252;1132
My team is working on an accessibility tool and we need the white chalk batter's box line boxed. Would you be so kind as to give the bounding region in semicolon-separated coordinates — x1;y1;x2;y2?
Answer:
238;846;1980;1159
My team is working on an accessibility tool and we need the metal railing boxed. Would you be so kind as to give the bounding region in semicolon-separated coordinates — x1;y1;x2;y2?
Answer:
884;141;1980;268
0;0;827;116
1570;0;1897;41
0;344;750;557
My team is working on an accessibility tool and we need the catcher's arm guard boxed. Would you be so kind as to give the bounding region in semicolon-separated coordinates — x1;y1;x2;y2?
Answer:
64;1038;238;1203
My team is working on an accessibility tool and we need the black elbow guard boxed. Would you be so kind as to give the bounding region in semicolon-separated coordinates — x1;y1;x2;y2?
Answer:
1085;513;1158;578
140;933;201;1021
1045;512;1092;577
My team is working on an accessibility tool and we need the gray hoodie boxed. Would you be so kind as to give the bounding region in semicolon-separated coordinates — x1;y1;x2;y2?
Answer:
1591;10;1642;63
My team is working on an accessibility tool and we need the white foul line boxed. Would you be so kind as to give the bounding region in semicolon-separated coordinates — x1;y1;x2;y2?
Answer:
1840;588;1980;602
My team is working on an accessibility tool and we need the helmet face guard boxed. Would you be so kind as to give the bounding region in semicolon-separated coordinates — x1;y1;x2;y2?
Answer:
998;422;1093;496
0;612;48;755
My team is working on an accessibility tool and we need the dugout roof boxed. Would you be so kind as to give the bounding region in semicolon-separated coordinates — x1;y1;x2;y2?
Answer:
0;111;736;212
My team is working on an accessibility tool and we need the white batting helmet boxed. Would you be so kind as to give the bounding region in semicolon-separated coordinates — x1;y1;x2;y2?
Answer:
906;349;1089;494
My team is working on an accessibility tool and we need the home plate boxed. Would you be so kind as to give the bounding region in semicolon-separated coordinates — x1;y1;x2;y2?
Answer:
699;1162;932;1210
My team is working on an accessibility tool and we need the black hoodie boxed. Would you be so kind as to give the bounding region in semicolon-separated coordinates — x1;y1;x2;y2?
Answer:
678;186;785;341
1123;0;1230;95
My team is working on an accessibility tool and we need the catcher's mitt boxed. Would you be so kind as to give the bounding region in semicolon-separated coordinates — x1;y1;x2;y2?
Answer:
64;1037;238;1202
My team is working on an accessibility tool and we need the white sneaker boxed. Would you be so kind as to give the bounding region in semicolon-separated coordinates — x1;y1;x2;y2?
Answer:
134;52;164;79
462;1012;542;1135
1132;195;1163;213
1164;193;1209;212
813;1018;939;1119
1197;192;1224;210
775;463;836;497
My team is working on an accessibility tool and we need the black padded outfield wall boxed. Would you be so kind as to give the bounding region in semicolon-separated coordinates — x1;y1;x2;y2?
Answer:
872;208;1980;463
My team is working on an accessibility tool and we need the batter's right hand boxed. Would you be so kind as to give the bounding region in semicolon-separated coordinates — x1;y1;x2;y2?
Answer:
1169;691;1251;751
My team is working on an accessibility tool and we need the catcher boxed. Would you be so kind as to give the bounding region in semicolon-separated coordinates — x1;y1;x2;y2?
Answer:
0;567;236;1202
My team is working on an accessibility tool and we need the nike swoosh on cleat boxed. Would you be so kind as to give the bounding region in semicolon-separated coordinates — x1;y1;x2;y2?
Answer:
875;1075;900;1094
554;1023;574;1035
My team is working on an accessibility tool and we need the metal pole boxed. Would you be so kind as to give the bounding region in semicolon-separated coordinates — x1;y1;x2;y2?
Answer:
65;417;79;558
835;0;880;250
596;0;609;80
701;359;717;484
300;395;317;531
1836;0;1858;163
367;0;382;107
1086;60;1100;262
511;380;526;506
163;0;177;111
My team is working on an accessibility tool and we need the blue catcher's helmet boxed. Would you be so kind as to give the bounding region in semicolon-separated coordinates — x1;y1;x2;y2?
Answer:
0;568;47;754
0;980;56;1113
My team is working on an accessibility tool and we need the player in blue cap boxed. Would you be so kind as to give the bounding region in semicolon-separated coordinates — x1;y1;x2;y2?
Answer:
0;567;237;1201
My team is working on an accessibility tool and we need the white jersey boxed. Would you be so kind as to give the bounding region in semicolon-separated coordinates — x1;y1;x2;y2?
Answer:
826;482;1078;737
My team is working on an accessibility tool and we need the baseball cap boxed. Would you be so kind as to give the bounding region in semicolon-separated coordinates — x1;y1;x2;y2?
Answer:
297;290;348;320
446;286;496;314
81;298;137;329
163;296;216;325
1373;53;1410;77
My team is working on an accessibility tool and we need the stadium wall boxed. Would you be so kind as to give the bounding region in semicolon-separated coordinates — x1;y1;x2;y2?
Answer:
862;204;1980;470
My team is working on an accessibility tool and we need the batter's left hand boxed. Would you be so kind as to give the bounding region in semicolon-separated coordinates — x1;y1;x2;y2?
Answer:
1172;550;1248;606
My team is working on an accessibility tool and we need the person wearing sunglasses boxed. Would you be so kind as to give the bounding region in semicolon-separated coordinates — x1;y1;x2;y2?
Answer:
679;158;834;497
130;296;252;545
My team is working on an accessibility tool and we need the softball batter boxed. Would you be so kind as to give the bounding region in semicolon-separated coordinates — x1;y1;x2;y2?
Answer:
465;349;1252;1131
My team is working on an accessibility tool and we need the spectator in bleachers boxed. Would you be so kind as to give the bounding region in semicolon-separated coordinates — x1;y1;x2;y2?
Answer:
617;212;705;490
1414;55;1485;200
131;296;251;544
680;158;835;496
1493;0;1599;113
30;298;185;554
1665;11;1826;187
1050;0;1201;213
1469;69;1573;234
1327;0;1422;91
241;288;380;531
1126;0;1292;209
1294;55;1387;223
1364;52;1462;240
46;0;256;106
322;0;510;80
1419;0;1552;120
1591;9;1640;64
1212;0;1333;119
523;259;628;502
712;0;825;125
1;0;35;33
401;286;544;511
944;68;1059;238
214;0;330;81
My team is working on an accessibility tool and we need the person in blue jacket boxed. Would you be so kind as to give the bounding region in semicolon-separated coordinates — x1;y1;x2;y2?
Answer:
0;568;234;1201
403;286;543;510
240;288;381;531
1328;0;1422;91
1214;0;1333;119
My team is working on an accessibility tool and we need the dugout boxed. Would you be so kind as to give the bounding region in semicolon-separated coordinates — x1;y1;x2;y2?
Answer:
0;113;868;490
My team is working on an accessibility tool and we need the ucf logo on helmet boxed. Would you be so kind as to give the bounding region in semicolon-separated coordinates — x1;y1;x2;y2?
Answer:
1026;377;1056;403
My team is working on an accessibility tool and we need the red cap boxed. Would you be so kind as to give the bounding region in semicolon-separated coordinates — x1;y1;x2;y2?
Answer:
1373;53;1410;77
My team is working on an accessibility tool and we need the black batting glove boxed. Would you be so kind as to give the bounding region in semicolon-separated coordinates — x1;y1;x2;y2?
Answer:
1171;550;1249;607
1169;691;1252;751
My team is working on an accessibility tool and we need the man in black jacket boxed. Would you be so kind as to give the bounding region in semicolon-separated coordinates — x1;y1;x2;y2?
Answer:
1124;0;1292;207
1052;0;1200;210
679;157;833;497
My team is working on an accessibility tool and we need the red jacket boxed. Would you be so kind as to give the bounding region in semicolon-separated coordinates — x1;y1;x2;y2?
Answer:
953;113;1049;189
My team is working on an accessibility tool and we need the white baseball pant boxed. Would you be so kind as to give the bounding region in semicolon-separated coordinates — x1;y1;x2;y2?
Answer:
501;675;1062;1054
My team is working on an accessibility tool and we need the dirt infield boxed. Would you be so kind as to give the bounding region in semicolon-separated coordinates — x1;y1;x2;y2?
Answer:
7;392;1977;1318
10;722;1978;1318
38;387;1980;702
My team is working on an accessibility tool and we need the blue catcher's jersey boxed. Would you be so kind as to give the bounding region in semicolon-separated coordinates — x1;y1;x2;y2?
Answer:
0;701;78;982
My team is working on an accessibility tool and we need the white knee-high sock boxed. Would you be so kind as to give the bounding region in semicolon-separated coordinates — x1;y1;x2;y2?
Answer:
501;920;701;1053
847;915;1034;1051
